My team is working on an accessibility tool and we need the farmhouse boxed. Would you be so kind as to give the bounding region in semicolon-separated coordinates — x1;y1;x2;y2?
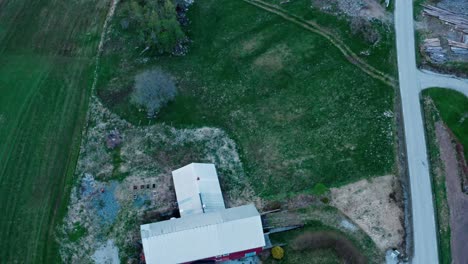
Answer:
140;163;265;264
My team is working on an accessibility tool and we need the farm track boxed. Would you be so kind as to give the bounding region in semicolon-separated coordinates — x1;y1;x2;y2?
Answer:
242;0;396;87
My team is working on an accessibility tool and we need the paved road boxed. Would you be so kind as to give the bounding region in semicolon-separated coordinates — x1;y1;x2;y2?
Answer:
395;0;439;261
394;0;468;263
418;70;468;96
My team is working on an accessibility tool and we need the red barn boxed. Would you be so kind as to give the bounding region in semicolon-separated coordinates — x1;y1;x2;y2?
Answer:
140;163;265;264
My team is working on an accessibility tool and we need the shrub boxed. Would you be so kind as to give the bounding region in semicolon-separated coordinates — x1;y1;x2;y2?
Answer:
271;246;284;260
320;197;330;204
263;200;282;211
131;69;177;118
350;17;381;44
312;183;329;196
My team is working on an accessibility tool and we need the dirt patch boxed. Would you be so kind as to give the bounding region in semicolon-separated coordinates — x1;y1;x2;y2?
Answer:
240;36;264;56
253;44;291;72
434;121;468;264
330;175;404;252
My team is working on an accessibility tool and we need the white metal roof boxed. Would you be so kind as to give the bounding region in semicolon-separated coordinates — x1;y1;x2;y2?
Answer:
172;163;225;216
140;204;265;264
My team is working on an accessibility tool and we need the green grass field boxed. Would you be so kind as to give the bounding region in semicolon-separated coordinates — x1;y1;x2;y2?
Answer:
423;88;468;157
98;0;396;198
0;0;110;262
260;0;397;77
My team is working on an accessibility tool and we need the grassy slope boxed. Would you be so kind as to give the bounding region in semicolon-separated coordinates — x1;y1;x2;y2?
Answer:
421;95;450;264
424;88;468;157
262;0;398;77
0;0;109;262
264;219;375;264
422;88;468;264
98;0;395;198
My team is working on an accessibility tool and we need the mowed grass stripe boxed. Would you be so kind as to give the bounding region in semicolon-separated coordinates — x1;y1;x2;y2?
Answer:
0;58;94;263
0;62;50;171
0;0;110;262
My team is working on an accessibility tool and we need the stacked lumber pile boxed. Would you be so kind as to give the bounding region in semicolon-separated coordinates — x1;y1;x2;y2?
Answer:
423;38;446;63
423;4;468;34
448;39;468;55
424;38;442;50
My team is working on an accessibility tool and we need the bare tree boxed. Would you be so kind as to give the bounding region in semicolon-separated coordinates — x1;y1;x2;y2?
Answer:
132;69;177;118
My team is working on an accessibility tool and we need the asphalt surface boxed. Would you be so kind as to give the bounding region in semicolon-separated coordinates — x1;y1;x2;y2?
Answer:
395;1;439;261
418;70;468;96
394;0;468;263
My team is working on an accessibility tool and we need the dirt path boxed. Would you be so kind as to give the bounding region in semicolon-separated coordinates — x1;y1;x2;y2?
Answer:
435;122;468;264
91;0;120;94
242;0;396;86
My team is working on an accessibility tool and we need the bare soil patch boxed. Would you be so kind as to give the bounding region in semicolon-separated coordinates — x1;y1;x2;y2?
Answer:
253;44;291;72
330;175;404;252
240;36;264;56
434;121;468;264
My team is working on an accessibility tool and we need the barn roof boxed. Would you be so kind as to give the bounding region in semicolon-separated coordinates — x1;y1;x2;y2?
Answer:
172;163;225;216
140;204;265;264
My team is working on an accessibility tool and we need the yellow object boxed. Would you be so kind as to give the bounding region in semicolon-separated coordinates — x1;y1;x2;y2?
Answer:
271;246;284;260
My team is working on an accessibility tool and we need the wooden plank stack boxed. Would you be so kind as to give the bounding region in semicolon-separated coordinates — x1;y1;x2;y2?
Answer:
423;4;468;34
424;38;442;50
423;38;447;63
448;39;468;54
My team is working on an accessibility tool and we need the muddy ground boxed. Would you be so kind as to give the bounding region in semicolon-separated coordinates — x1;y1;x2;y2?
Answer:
435;121;468;264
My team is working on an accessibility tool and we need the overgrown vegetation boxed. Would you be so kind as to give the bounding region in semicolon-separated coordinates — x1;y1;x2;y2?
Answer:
312;183;329;196
98;0;395;198
292;231;366;264
265;220;373;264
421;90;453;264
68;223;87;242
119;0;187;54
350;17;381;45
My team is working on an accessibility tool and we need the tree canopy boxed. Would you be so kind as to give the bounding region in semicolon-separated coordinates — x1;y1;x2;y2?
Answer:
132;69;177;118
122;0;186;54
